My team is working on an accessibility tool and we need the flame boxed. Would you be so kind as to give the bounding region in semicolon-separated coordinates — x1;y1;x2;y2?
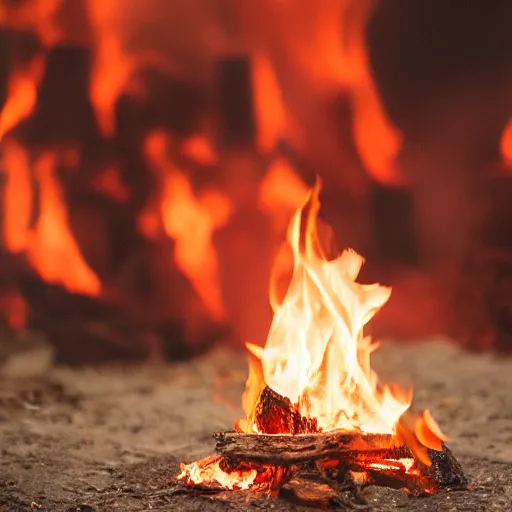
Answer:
27;153;101;295
1;144;101;295
252;52;287;152
178;456;257;490
144;132;231;321
2;140;34;253
235;0;402;186
337;0;404;185
501;119;512;168
242;180;411;434
258;158;310;228
0;55;45;143
88;0;173;137
181;135;217;166
0;0;63;47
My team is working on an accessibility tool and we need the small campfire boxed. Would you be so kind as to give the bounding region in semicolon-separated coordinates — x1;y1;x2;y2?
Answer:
177;181;467;504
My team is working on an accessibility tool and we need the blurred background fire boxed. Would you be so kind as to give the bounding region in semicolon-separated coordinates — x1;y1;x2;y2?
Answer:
1;0;512;367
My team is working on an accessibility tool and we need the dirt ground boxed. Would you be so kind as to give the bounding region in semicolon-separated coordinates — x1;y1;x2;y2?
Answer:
0;337;512;511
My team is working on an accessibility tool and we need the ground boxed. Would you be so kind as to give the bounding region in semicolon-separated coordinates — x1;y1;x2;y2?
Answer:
0;338;512;511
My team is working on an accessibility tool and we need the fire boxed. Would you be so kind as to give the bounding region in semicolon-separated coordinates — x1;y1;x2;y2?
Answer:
252;52;287;152
178;456;257;491
241;179;411;434
178;182;454;493
144;131;231;322
27;152;101;295
258;157;310;235
235;0;403;186
1;143;101;296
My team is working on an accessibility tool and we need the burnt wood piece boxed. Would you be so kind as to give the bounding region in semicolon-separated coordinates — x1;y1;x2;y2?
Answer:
214;430;398;465
425;445;468;488
254;386;319;434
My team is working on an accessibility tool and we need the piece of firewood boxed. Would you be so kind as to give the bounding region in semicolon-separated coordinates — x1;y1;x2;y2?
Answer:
214;430;400;465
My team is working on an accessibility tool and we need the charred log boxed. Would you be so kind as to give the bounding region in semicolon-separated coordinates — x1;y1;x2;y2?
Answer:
215;430;398;465
425;445;468;488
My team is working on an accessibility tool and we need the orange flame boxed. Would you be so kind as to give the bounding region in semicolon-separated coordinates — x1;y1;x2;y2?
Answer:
88;0;173;137
306;0;403;184
144;132;231;321
242;180;411;434
178;456;257;490
236;0;402;186
2;140;34;253
501;119;512;168
27;153;101;295
0;55;45;143
252;52;287;152
258;157;310;235
1;143;101;296
337;0;403;185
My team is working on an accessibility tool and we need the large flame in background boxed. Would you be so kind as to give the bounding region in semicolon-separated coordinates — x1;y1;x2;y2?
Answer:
1;141;101;295
240;180;411;435
0;0;405;337
232;0;403;188
143;131;231;322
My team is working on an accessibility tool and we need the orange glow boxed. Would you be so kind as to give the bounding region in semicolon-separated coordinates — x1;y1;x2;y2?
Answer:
144;132;231;321
181;135;217;166
92;167;130;203
0;0;62;47
258;157;310;232
241;180;411;434
178;456;257;490
501;119;512;167
0;55;45;143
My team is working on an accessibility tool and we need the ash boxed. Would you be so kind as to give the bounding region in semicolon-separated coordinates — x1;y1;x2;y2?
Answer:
0;338;511;511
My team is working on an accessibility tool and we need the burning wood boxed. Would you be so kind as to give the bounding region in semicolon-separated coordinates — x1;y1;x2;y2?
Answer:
177;181;467;504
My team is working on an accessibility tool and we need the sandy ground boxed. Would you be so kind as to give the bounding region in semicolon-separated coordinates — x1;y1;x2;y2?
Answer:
0;337;512;511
